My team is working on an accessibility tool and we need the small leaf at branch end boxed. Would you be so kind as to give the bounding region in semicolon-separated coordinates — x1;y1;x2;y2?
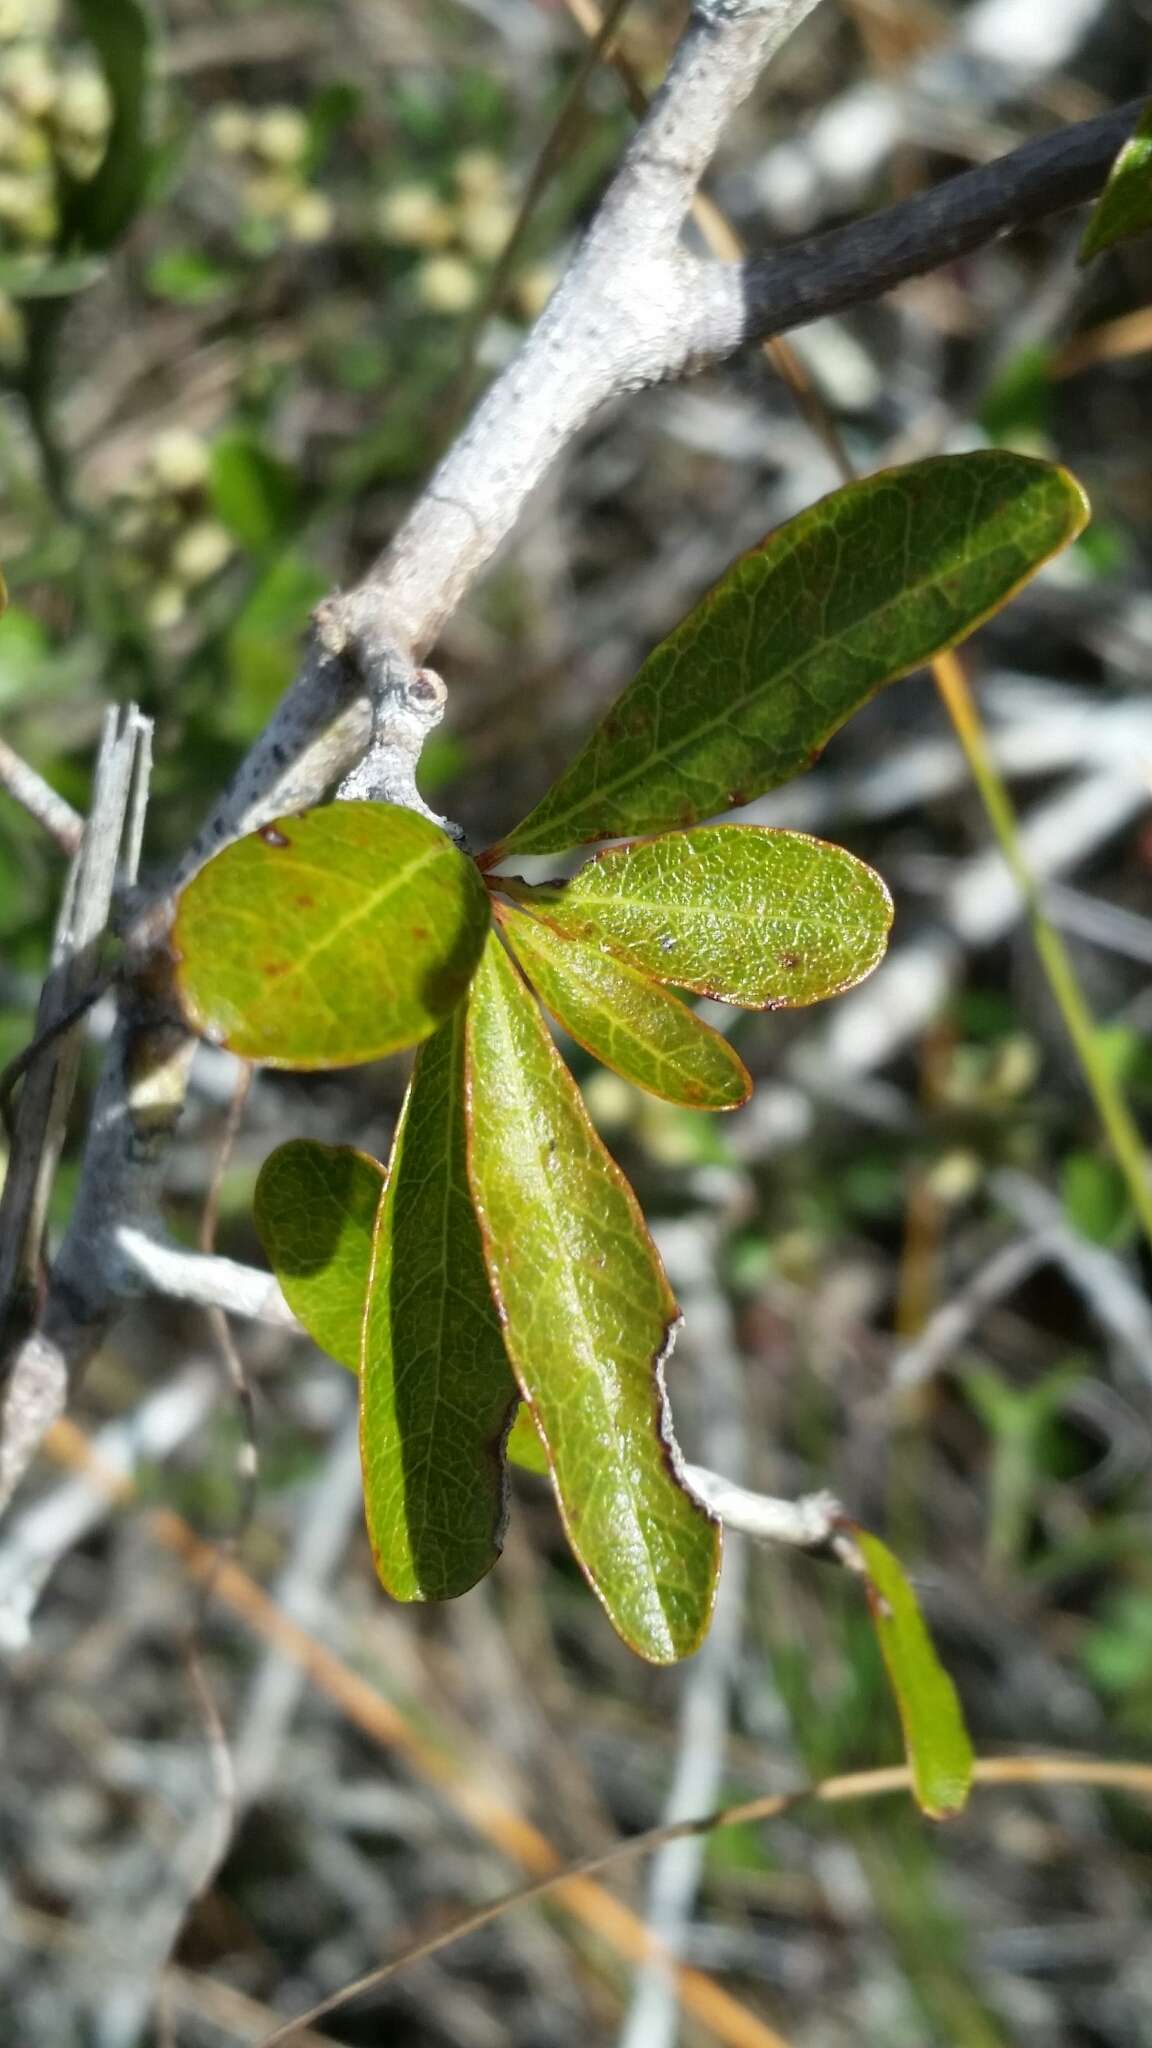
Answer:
511;827;892;1011
498;901;751;1109
254;1139;385;1369
174;801;491;1068
465;933;721;1662
856;1528;973;1820
1080;102;1152;262
360;1006;519;1602
497;453;1089;855
506;1406;551;1476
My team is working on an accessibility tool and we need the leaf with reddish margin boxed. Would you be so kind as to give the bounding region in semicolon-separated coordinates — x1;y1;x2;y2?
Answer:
506;826;892;1010
464;933;721;1662
498;900;751;1109
174;801;490;1068
494;454;1089;855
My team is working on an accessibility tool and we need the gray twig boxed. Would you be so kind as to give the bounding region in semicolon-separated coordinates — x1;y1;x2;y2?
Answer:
0;737;84;855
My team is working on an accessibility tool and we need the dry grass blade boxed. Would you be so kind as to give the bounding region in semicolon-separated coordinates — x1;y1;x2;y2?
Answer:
41;1415;794;2048
255;1754;1152;2046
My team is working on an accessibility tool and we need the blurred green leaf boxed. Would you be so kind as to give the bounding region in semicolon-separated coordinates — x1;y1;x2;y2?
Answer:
465;934;721;1661
1081;102;1152;262
147;247;235;304
1063;1150;1135;1248
361;1006;518;1600
498;901;751;1109
856;1529;973;1819
254;1139;384;1368
0;255;106;298
174;801;491;1067
210;432;299;551
497;455;1088;856
508;827;892;1010
67;0;155;252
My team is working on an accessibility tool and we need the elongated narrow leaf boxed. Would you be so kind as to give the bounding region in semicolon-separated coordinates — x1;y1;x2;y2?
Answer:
495;455;1088;855
1080;102;1152;262
67;0;154;252
856;1529;973;1820
509;827;892;1010
254;1139;384;1367
174;801;491;1068
498;901;751;1109
361;1007;519;1602
465;934;720;1661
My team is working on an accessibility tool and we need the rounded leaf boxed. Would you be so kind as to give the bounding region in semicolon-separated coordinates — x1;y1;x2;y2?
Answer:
508;827;893;1009
174;801;491;1068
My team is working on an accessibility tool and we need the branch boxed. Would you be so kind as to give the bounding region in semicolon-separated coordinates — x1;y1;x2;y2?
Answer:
690;99;1143;368
176;92;1139;869
0;736;84;854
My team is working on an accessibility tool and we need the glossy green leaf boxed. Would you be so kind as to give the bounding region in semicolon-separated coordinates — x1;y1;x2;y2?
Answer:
509;827;892;1010
498;901;751;1109
361;1007;519;1601
465;934;721;1662
174;801;491;1068
254;1139;384;1369
856;1529;973;1820
1080;103;1152;262
67;0;154;252
496;455;1088;855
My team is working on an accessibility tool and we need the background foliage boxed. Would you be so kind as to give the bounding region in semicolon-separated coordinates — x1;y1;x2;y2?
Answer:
2;2;1152;2044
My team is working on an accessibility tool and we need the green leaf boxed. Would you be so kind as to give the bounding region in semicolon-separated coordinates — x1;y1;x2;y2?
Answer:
174;801;491;1068
210;431;300;551
254;1139;384;1368
498;901;751;1110
1080;102;1152;262
856;1529;973;1819
465;934;721;1661
508;827;892;1010
66;0;154;252
496;454;1088;855
361;1006;519;1601
506;1406;550;1475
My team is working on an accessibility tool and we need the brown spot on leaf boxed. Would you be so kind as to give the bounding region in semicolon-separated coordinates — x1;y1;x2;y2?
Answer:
259;826;290;848
780;951;802;971
293;893;314;910
410;926;429;941
262;960;291;978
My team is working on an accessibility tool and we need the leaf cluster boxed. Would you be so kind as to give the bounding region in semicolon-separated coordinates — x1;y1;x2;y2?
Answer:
171;452;1085;1793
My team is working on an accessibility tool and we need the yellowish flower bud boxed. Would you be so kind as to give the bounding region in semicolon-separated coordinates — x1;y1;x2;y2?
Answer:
54;66;111;143
253;105;309;167
376;183;456;249
457;197;515;262
415;252;479;315
285;188;333;244
171;520;233;586
149;428;211;494
453;148;505;200
0;43;57;121
147;580;188;632
208;104;254;157
513;263;557;321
